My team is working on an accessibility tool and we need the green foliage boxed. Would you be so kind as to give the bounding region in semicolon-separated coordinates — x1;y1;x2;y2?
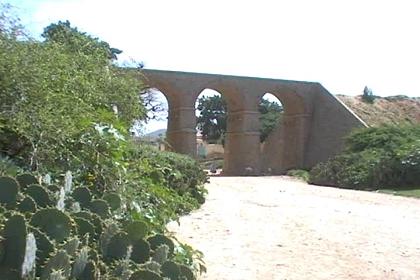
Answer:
0;9;206;279
362;86;375;103
258;98;283;142
196;94;283;143
42;20;122;60
0;19;145;174
196;95;227;142
286;169;310;182
310;124;420;189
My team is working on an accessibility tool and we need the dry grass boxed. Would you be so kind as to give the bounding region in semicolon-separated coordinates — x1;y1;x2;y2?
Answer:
337;95;420;126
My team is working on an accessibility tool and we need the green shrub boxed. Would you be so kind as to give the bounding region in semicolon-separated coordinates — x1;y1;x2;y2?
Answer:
286;169;310;182
310;125;420;190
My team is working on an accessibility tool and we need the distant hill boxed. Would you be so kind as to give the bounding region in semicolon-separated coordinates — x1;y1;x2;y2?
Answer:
143;128;166;140
337;95;420;126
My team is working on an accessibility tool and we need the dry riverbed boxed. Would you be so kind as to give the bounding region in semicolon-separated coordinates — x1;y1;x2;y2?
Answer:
167;176;420;280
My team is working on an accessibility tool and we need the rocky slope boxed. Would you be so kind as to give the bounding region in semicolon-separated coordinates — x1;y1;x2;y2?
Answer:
337;95;420;126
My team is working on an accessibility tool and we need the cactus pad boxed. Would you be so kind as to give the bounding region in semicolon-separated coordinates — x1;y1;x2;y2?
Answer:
161;261;180;280
102;192;121;211
125;220;148;241
16;173;38;189
129;269;163;280
179;264;195;280
78;260;97;280
3;214;27;269
73;211;103;237
0;176;19;207
24;184;53;208
18;196;37;213
151;244;168;265
73;217;96;241
61;237;79;257
71;246;89;278
29;226;54;268
47;184;61;193
89;199;110;218
72;187;92;208
106;232;131;261
40;250;71;280
147;234;175;255
131;239;150;264
30;208;73;243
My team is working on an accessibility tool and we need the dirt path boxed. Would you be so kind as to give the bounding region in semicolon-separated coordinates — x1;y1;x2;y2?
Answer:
167;176;420;280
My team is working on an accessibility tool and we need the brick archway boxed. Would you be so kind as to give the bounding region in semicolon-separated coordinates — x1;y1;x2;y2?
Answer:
139;69;366;176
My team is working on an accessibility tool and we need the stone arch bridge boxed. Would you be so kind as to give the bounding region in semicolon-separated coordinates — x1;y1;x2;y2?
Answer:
139;69;366;176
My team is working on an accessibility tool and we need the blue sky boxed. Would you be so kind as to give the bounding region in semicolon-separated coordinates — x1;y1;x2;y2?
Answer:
7;0;420;132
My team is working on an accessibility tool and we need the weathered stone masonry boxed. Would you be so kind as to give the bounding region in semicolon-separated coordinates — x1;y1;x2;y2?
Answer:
139;69;367;176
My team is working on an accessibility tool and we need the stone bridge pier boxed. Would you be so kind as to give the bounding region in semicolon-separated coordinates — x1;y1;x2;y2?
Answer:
139;69;366;176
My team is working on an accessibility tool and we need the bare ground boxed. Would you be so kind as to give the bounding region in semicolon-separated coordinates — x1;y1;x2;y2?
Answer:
167;176;420;280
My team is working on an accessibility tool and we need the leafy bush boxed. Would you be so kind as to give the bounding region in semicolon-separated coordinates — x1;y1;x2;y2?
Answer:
0;11;208;279
310;125;420;189
286;169;310;182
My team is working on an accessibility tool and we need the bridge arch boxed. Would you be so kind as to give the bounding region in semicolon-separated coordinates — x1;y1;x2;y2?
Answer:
139;69;366;176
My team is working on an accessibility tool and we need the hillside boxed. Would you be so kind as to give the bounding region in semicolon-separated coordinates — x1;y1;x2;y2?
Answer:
337;95;420;126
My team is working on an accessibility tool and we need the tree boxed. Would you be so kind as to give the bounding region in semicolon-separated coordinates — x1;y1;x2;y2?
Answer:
0;19;145;173
196;95;283;143
258;98;283;142
196;95;227;143
42;20;122;60
362;86;375;103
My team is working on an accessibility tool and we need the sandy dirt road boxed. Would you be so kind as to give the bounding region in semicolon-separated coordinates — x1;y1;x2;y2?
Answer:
167;176;420;280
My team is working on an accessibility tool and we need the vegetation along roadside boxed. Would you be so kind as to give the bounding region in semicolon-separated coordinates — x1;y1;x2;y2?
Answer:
0;4;207;279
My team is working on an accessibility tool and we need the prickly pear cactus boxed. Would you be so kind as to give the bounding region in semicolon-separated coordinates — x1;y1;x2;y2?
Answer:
0;176;19;208
30;226;54;268
0;173;202;280
161;261;181;280
179;264;195;280
30;208;73;243
100;221;119;256
77;260;98;280
61;236;79;257
24;184;53;208
106;232;131;261
102;192;121;211
71;246;89;278
151;244;168;265
73;211;103;237
89;199;110;218
129;269;163;280
148;234;175;255
73;217;96;241
16;173;38;189
2;214;27;270
18;196;37;213
72;187;92;208
40;250;71;280
125;220;148;241
131;238;150;264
